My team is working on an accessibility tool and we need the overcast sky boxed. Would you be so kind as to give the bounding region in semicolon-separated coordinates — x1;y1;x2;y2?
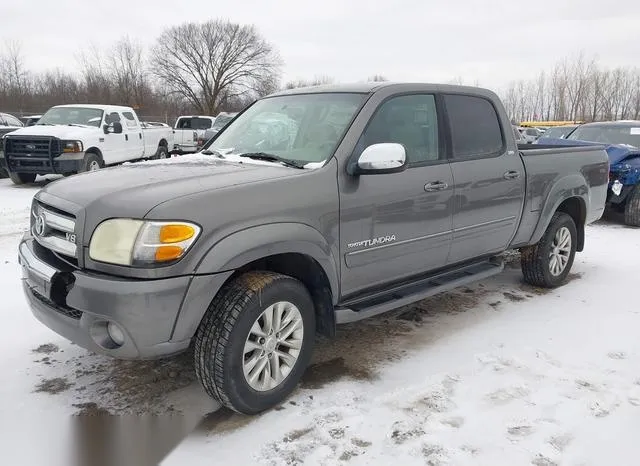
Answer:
4;0;640;92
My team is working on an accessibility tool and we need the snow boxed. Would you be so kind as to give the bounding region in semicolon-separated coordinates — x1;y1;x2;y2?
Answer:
1;175;640;465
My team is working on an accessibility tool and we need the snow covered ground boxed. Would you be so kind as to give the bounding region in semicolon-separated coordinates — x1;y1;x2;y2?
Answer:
1;175;639;466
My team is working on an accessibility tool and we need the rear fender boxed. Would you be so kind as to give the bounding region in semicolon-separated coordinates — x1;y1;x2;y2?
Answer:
529;174;588;247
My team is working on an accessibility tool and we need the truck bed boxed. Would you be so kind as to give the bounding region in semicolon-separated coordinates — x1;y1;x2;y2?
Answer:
509;143;610;248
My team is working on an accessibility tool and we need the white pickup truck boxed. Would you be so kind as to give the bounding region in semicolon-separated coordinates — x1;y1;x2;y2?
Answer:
171;115;216;154
1;104;174;185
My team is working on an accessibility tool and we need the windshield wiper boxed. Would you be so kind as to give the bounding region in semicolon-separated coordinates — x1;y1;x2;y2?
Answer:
201;149;225;158
237;152;305;169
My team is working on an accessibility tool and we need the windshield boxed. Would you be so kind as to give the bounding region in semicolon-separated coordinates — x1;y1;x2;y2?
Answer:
567;125;640;147
540;126;576;139
37;107;104;127
204;92;367;166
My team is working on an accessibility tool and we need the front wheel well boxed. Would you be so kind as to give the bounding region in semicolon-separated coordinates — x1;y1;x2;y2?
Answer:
84;147;104;162
556;197;586;251
229;253;336;338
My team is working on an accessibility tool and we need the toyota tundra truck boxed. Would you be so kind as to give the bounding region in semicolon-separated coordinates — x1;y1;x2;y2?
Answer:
17;83;609;414
2;104;173;184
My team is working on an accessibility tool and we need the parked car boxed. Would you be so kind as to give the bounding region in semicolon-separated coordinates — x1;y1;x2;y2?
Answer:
21;115;42;126
0;112;25;178
513;125;527;144
542;120;640;225
535;124;578;142
197;112;238;147
2;104;173;184
171;115;216;154
519;126;543;143
17;82;608;415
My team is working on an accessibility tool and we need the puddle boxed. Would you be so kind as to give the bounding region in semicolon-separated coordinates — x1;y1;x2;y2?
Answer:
196;408;255;435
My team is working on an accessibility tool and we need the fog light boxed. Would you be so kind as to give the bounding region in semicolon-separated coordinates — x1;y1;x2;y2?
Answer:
107;322;125;346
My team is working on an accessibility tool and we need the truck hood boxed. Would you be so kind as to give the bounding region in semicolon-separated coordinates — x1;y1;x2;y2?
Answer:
7;124;98;139
36;154;296;222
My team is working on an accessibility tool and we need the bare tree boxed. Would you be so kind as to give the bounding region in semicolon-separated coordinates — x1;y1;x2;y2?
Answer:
284;75;335;89
367;74;388;82
107;36;149;107
150;19;282;114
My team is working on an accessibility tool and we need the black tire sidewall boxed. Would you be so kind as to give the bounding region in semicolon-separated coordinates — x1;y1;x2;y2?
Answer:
539;213;577;286
221;277;315;414
157;146;169;159
82;153;102;172
9;172;36;184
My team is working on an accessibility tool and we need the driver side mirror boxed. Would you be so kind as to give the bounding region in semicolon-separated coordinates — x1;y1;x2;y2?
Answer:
103;121;123;134
352;143;407;175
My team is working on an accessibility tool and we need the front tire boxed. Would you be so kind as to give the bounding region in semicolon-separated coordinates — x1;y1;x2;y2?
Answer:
520;212;577;288
194;271;315;414
81;152;103;172
8;172;36;185
624;185;640;227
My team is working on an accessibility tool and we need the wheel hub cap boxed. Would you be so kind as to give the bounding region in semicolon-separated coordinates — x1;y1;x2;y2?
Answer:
549;226;571;276
242;301;304;392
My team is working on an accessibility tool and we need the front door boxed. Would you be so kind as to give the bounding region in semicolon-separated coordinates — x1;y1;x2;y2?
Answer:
338;93;454;297
442;93;526;264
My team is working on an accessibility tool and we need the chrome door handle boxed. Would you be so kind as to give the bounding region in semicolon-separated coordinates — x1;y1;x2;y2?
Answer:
424;181;448;192
503;170;520;179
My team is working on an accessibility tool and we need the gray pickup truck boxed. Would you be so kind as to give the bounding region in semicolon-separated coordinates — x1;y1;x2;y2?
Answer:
18;83;609;414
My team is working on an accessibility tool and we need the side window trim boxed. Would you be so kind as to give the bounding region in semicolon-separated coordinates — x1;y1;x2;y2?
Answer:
442;93;507;163
350;92;448;170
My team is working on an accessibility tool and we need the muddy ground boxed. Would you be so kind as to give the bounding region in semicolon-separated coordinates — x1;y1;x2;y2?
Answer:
29;248;580;425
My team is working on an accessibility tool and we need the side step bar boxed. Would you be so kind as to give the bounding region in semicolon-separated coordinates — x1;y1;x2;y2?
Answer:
335;258;504;324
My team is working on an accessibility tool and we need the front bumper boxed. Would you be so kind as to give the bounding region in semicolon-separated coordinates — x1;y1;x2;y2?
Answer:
18;236;232;359
6;152;84;175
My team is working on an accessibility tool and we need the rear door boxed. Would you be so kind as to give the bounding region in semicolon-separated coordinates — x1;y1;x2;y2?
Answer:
443;93;525;264
122;110;145;158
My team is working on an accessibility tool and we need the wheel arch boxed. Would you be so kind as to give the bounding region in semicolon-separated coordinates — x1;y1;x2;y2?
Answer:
191;223;340;338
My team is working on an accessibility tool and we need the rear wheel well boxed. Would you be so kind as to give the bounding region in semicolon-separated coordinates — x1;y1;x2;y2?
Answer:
556;197;586;251
229;253;336;338
159;139;168;147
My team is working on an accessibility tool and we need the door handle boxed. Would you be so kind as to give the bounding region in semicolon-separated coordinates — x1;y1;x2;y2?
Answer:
424;181;449;192
503;170;520;180
125;134;129;141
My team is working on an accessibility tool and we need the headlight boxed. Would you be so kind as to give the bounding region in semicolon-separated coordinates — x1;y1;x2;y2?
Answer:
89;218;201;266
61;140;83;153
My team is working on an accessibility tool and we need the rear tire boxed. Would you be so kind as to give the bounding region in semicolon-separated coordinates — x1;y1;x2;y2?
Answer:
154;145;169;160
194;271;315;414
520;212;577;288
624;185;640;227
8;172;37;185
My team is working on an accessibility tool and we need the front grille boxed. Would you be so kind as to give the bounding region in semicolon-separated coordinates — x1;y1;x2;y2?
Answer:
31;200;78;259
5;137;59;158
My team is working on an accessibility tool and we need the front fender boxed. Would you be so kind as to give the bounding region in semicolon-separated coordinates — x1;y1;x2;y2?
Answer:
529;173;588;245
194;222;340;302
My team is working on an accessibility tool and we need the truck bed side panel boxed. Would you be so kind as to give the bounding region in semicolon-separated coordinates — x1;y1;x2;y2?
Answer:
510;146;609;247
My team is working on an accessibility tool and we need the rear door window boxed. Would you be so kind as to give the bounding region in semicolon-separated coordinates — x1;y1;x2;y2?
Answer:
444;94;505;159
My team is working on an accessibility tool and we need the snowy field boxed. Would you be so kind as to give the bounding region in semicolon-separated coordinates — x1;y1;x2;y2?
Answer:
1;175;640;466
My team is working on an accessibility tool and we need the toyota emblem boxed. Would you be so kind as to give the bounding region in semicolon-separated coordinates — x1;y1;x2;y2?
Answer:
34;213;47;236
